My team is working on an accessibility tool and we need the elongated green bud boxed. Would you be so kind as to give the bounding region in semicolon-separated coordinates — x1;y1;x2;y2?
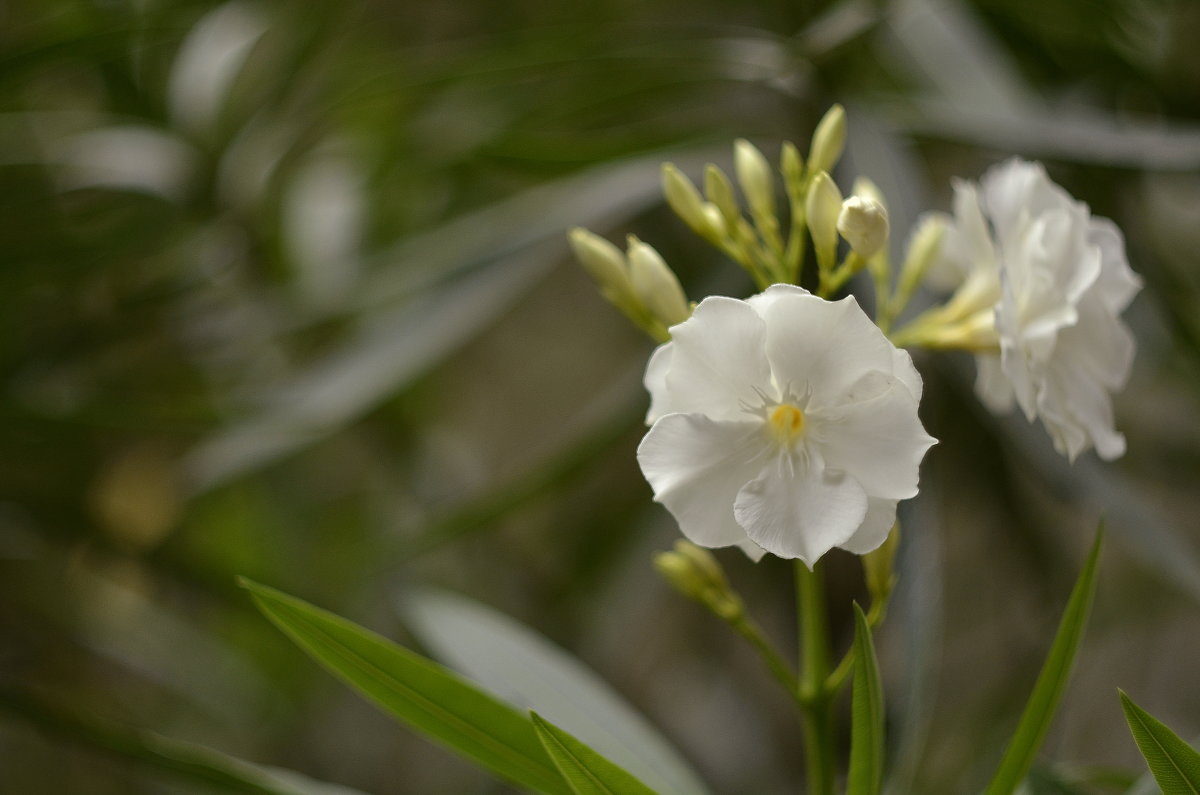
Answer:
808;104;846;177
663;163;721;239
568;227;635;305
781;141;804;202
895;214;946;303
627;235;690;328
654;540;743;621
704;164;740;227
806;171;842;259
838;196;889;259
734;138;776;218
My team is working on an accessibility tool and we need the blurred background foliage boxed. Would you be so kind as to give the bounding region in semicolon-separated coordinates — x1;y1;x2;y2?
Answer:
1;0;1199;792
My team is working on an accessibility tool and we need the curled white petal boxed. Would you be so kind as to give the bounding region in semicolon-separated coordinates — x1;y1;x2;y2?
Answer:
733;456;867;567
637;414;766;550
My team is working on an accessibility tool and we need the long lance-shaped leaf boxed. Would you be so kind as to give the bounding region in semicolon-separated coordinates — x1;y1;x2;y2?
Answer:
0;687;362;795
847;602;885;795
530;712;656;795
1119;690;1200;795
983;529;1104;795
241;579;568;795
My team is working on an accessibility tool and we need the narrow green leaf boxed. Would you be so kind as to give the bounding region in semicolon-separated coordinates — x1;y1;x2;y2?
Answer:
398;586;710;794
240;579;568;795
1119;690;1200;794
846;602;885;795
983;529;1104;795
0;687;361;795
530;712;656;795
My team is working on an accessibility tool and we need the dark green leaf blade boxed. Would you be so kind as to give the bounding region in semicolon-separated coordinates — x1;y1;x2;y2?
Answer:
241;579;568;795
983;529;1104;795
1119;690;1200;795
847;602;885;795
530;712;656;795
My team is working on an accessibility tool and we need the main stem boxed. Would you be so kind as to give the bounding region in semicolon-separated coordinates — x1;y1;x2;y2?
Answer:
796;560;835;795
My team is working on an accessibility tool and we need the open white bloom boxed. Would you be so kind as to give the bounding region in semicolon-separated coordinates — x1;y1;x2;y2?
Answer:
936;159;1142;461
637;285;936;566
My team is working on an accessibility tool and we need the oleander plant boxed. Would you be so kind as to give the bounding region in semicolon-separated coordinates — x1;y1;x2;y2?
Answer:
3;1;1200;794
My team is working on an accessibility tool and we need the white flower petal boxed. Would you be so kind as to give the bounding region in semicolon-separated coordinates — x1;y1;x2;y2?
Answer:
637;414;766;549
733;456;867;567
941;158;1142;460
762;293;896;408
974;353;1015;413
745;282;811;314
643;344;673;424
839;498;898;555
662;296;773;421
817;377;936;500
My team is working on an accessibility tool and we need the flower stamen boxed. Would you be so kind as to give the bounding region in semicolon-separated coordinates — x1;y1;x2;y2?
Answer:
768;403;806;443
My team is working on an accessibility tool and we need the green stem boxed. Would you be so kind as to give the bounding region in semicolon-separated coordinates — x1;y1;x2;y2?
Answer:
796;560;836;795
729;613;801;703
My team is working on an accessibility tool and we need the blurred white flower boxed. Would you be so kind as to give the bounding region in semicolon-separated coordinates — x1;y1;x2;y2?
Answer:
637;285;935;566
937;159;1142;461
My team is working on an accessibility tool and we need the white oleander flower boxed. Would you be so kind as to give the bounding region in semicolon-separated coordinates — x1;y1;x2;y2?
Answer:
936;159;1142;461
637;285;936;566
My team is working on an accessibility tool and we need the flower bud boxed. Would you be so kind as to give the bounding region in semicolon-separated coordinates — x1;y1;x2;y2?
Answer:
851;176;886;211
734;138;775;217
654;540;743;620
704;164;740;227
568;227;634;304
806;171;842;258
808;104;846;177
896;213;946;300
662;163;720;239
837;195;889;259
627;235;690;328
781;141;804;202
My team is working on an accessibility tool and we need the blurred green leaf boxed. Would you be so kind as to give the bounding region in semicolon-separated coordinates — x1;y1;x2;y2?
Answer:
1119;690;1200;795
0;687;361;795
398;587;710;795
530;712;657;795
847;602;885;795
241;579;569;795
983;528;1103;795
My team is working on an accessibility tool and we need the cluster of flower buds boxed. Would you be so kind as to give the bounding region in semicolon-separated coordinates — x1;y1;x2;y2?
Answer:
567;229;690;341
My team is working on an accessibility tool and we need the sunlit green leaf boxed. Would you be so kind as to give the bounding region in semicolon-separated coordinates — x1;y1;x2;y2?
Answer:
1120;690;1200;795
847;602;885;795
983;529;1104;795
531;712;657;795
241;579;568;795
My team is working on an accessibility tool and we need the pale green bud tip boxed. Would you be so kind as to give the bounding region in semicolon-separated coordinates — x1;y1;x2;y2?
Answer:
704;164;739;224
851;176;886;211
808;103;846;176
806;171;843;252
906;214;945;268
837;195;889;259
627;236;690;327
672;540;726;588
662;163;710;233
734;138;775;215
781;142;803;185
654;551;707;601
568;227;630;291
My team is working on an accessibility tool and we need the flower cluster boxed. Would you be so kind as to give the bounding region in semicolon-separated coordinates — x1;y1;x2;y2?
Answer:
570;111;1141;565
931;159;1142;461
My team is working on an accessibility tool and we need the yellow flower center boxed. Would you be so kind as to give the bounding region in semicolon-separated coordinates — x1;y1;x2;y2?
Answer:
768;403;806;442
